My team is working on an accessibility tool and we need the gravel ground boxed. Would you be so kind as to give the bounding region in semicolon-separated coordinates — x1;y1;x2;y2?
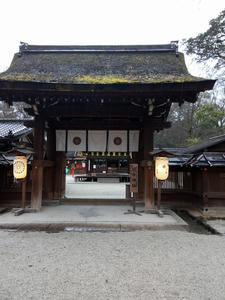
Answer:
65;176;126;199
0;230;225;300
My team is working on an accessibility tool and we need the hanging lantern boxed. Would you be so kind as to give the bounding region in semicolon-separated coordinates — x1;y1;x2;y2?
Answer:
155;157;169;180
77;151;83;157
113;152;116;157
102;152;105;156
13;156;27;179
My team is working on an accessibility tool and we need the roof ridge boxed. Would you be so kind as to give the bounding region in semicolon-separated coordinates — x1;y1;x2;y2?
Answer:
19;41;179;54
209;134;225;140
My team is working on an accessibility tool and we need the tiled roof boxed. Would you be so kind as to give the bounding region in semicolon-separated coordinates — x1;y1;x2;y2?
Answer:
185;135;225;154
168;156;190;167
184;152;225;167
154;147;225;167
0;120;32;138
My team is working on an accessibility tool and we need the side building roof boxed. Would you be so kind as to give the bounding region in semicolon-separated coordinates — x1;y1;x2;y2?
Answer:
0;119;33;154
185;134;225;154
0;119;32;139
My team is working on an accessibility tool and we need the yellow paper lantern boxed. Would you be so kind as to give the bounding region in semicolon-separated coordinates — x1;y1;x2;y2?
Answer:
155;157;169;180
13;156;27;179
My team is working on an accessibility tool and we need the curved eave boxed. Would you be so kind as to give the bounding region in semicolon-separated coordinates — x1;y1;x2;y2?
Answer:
0;78;216;103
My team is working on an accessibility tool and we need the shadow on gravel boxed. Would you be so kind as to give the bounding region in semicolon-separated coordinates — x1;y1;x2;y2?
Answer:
174;210;213;235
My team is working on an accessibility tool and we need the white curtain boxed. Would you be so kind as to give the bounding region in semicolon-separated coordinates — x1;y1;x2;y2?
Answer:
108;130;127;152
67;130;86;151
56;129;140;152
56;130;66;151
129;130;139;152
88;130;107;151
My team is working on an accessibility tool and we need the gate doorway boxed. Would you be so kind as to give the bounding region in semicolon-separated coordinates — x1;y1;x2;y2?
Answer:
64;152;130;200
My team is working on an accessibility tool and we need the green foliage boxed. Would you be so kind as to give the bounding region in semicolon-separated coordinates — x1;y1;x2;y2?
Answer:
154;101;225;148
186;137;201;146
155;9;225;149
195;103;225;129
184;9;225;69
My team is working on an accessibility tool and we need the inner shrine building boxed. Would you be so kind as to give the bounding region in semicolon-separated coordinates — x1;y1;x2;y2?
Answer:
0;42;215;210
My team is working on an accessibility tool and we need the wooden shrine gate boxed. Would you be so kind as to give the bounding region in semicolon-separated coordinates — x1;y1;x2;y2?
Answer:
0;42;215;210
30;117;157;210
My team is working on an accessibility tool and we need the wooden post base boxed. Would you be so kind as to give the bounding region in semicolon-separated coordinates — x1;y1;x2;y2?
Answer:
144;166;154;210
31;160;43;211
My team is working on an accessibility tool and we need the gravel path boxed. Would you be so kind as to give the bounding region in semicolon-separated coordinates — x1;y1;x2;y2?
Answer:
0;230;225;300
65;177;126;199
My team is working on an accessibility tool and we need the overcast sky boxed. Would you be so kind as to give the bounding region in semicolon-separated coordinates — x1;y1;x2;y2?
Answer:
0;0;224;75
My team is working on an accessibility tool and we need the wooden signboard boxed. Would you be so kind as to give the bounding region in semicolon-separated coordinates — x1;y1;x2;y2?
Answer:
130;164;138;193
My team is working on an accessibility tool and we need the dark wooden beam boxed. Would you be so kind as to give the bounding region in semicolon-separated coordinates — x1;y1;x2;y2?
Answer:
0;79;215;103
24;119;170;132
37;104;147;119
48;118;141;130
45;118;170;131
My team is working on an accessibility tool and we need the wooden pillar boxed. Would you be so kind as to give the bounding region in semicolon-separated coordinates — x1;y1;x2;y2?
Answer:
202;168;209;211
46;127;56;161
136;130;145;201
22;178;27;209
144;163;155;210
31;116;44;210
45;127;56;200
54;152;66;200
142;119;155;210
31;160;44;210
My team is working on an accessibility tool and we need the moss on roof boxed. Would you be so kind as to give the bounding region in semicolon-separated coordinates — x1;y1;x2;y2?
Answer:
0;51;205;84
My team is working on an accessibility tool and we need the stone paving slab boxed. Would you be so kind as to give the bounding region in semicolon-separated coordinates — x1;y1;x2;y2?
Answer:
0;205;187;231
